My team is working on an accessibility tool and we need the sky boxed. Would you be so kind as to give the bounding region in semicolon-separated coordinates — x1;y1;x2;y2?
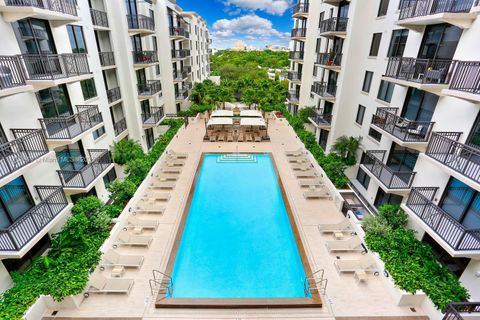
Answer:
176;0;293;49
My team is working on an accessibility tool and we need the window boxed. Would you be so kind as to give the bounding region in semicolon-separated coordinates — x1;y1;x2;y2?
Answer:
14;18;55;54
153;36;160;75
374;188;402;209
55;142;86;171
356;105;366;125
368;128;382;142
67;25;87;53
103;168;117;186
37;85;72;118
319;129;329;150
377;80;395;102
402;88;438;122
378;0;390;16
0;177;35;229
93;126;106;140
80;79;97;100
387;29;408;57
362;71;374;92
356;167;371;190
145;128;154;150
369;33;382;57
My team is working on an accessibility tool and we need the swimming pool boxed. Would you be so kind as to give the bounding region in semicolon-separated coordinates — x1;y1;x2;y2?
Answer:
163;154;314;304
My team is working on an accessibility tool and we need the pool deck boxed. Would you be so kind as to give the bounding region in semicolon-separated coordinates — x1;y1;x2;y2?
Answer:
44;116;428;320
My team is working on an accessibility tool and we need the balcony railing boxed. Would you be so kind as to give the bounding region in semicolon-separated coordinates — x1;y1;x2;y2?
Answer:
169;27;189;38
449;61;480;94
126;14;154;31
4;0;77;16
311;81;337;98
0;186;69;252
311;110;333;127
361;150;417;189
287;70;302;81
99;52;115;67
384;57;456;85
90;8;108;28
142;107;164;126
291;28;307;38
293;3;309;15
289;51;304;60
316;52;343;67
425;132;480;184
287;91;299;102
0;129;49;179
319;17;348;34
113;118;127;137
372;107;435;142
137;80;161;97
107;87;121;103
176;89;188;100
443;302;480;320
173;69;188;81
19;53;90;81
406;187;480;251
57;149;112;188
0;56;27;90
399;0;475;20
184;82;193;90
132;51;158;65
39;105;103;140
171;49;190;59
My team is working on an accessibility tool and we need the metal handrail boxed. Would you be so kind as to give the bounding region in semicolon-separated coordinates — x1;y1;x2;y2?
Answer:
137;80;161;97
316;52;343;66
287;70;302;81
319;17;348;34
0;55;27;89
142;106;164;125
399;0;474;20
19;53;90;80
311;81;337;97
289;51;304;60
90;8;108;28
99;52;115;67
291;28;307;38
293;3;309;14
384;57;457;85
5;0;77;16
449;61;480;94
127;14;155;31
113;118;127;136
132;51;158;64
107;87;121;103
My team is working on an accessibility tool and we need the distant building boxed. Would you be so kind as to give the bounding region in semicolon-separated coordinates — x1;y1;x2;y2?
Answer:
265;44;289;52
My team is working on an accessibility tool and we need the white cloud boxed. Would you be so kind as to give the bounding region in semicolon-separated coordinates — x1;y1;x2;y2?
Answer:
222;0;293;15
212;14;289;40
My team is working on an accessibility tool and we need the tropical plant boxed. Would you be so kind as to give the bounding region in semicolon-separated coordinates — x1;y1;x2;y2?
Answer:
111;139;144;165
331;135;362;166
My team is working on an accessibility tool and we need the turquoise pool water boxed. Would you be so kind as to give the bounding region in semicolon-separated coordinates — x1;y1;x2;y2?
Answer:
169;154;309;299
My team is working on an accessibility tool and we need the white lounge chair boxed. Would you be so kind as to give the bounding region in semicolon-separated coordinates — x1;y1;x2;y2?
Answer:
325;236;365;253
153;173;179;181
285;148;304;156
134;201;165;214
294;170;318;178
149;181;176;189
318;219;352;234
142;192;170;201
254;134;262;142
165;159;185;166
287;156;309;163
298;179;324;187
100;250;144;270
84;274;134;297
291;163;312;171
127;215;159;230
168;150;188;159
303;189;330;199
334;255;379;275
113;233;153;248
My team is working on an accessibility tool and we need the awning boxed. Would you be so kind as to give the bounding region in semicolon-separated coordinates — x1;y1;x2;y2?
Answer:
240;110;263;118
240;118;266;127
207;117;233;126
211;110;233;117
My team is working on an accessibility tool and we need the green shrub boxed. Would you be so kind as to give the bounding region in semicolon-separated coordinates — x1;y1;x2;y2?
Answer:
107;179;138;205
70;196;102;217
125;158;151;185
111;139;144;165
378;204;408;229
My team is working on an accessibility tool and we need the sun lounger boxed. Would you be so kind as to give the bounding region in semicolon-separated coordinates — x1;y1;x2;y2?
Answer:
254;134;262;142
298;179;324;187
153;173;179;181
303;189;330;199
149;181;176;189
237;133;244;142
159;166;182;174
245;133;253;142
287;156;309;163
209;134;217;142
168;150;188;159
113;232;153;248
291;163;312;171
84;274;134;297
100;250;144;270
127;215;159;230
134;201;165;214
227;134;234;142
325;236;365;253
165;160;184;166
285;148;304;157
294;170;318;178
334;255;379;275
218;133;225;141
318;219;352;234
142;192;170;201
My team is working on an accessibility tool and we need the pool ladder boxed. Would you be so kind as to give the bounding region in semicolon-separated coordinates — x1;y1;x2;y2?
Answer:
304;269;328;296
149;270;174;297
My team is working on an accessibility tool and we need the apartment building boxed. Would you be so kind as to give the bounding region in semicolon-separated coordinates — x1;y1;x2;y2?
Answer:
288;0;480;304
0;0;209;291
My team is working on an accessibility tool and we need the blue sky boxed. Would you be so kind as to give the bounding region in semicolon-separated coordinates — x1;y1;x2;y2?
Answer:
176;0;293;49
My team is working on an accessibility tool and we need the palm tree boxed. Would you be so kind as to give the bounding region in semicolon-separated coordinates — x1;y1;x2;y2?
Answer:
331;136;362;166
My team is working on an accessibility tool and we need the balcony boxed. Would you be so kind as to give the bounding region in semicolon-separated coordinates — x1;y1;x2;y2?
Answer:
19;53;91;89
287;70;302;83
38;105;103;147
171;49;190;60
137;80;161;100
293;3;309;18
0;186;71;257
169;27;189;40
291;28;307;40
319;17;348;38
289;51;304;61
443;302;480;319
316;52;342;70
132;51;158;68
0;55;32;97
311;82;336;101
371;107;435;149
425;132;480;186
183;82;193;90
323;0;343;4
0;0;79;23
99;52;115;69
361;150;417;191
308;110;333;129
142;106;164;128
107;87;121;104
398;0;476;29
113;118;127;139
405;187;480;256
127;14;155;35
286;91;299;104
90;8;108;29
173;69;188;82
175;89;189;101
443;61;480;102
0;129;49;183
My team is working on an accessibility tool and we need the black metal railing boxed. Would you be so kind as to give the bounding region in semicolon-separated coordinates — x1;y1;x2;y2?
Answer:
19;53;90;80
426;132;480;184
291;28;307;38
311;111;333;127
289;51;304;60
126;14;155;31
288;70;302;81
372;107;435;142
293;3;309;14
176;89;188;100
385;57;457;84
142;107;164;126
171;49;190;59
169;27;189;38
399;0;475;20
90;8;108;28
449;61;480;94
184;82;193;90
99;52;115;67
361;150;417;189
0;186;69;252
287;91;299;102
132;51;158;64
316;52;343;67
137;80;161;97
39;105;103;140
0;56;27;90
443;302;480;320
5;0;77;16
0;129;49;179
173;69;188;81
406;187;480;251
476;0;480;6
319;17;348;34
311;81;337;98
107;87;121;103
113;118;127;137
57;149;112;188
